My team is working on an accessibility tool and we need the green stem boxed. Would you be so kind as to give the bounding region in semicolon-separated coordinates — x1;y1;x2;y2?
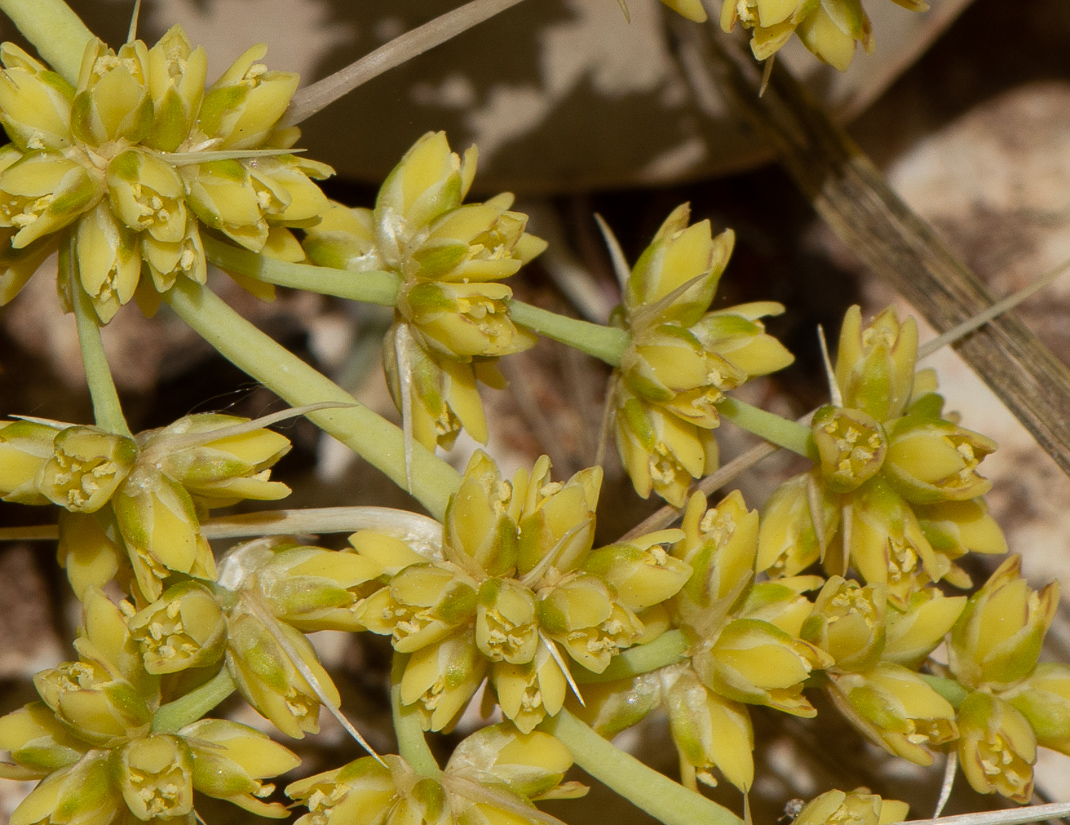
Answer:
165;279;460;520
509;301;630;366
151;668;236;733
205;238;631;365
540;709;742;825
0;0;94;83
573;630;688;684
67;246;131;437
204;236;401;307
390;653;439;776
717;397;812;458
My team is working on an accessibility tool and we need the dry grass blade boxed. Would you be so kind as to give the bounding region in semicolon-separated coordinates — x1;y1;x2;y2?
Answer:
678;20;1070;482
283;0;530;127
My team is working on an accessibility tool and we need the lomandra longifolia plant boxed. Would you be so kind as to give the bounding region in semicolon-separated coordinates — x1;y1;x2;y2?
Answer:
1;1;1069;825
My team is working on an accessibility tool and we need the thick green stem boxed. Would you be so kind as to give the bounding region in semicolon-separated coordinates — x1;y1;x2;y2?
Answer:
0;0;94;83
68;247;131;437
166;279;460;520
390;653;439;776
573;630;687;684
204;236;401;306
509;301;630;365
540;709;742;825
717;397;812;458
151;669;236;733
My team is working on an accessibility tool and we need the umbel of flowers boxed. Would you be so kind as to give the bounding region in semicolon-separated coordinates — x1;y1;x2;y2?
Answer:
303;132;546;453
608;203;794;507
0;24;332;322
351;451;692;734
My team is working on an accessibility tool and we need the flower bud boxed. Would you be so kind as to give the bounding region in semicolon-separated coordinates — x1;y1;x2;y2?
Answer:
383;321;492;450
37;425;136;513
225;606;339;739
0;701;86;777
835;306;918;422
613;386;717;507
659;0;708;21
675;491;758;616
71;40;152;147
75;201;142;322
446;722;577;801
401;631;488;731
957;690;1036;803
829;662;957;765
143;25;207;152
116;734;195;820
182;158;274;251
882;588;966;669
141;215;207;292
949;555;1058;691
128;581;227;674
538;573;643;673
1007;663;1070;757
113;468;216;600
492;643;567;734
625;205;731;327
791;789;909;825
738;575;823;637
801;576;885;673
692;617;831;716
254;543;382;632
884;413;996;504
197;43;298;150
374;132;475;260
691;302;794;378
247;155;334;226
663;665;754;791
0;150;103;249
0;43;75;152
756;472;836;577
476;578;539;664
810;405;887;493
182;718;301;817
0;419;57;504
145;413;291;505
358;564;478;653
583;530;690;612
302;202;381;271
916;498;1008;564
515;457;601;579
445;451;518;577
8;751;118;825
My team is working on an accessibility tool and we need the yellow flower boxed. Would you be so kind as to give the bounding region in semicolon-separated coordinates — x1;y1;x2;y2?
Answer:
957;690;1036;803
401;632;489;732
0;419;57;504
791;789;909;825
1007;663;1070;758
127;581;227;674
835;306;918;422
801;576;885;673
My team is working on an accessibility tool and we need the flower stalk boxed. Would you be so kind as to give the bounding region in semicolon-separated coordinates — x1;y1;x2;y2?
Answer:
0;0;92;82
166;278;461;519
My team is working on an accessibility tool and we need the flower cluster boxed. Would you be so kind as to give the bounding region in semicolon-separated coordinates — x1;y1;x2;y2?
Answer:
609;204;793;506
286;724;585;825
303;132;545;451
0;588;300;824
719;0;928;71
758;306;1006;605
0;25;332;322
0;413;291;600
351;451;691;733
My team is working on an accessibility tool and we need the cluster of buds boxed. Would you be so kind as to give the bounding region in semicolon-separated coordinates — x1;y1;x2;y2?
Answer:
0;588;300;824
0;26;332;322
286;723;585;825
351;451;691;733
609;204;793;506
0;412;291;600
303;132;545;451
759;306;1006;605
719;0;928;71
